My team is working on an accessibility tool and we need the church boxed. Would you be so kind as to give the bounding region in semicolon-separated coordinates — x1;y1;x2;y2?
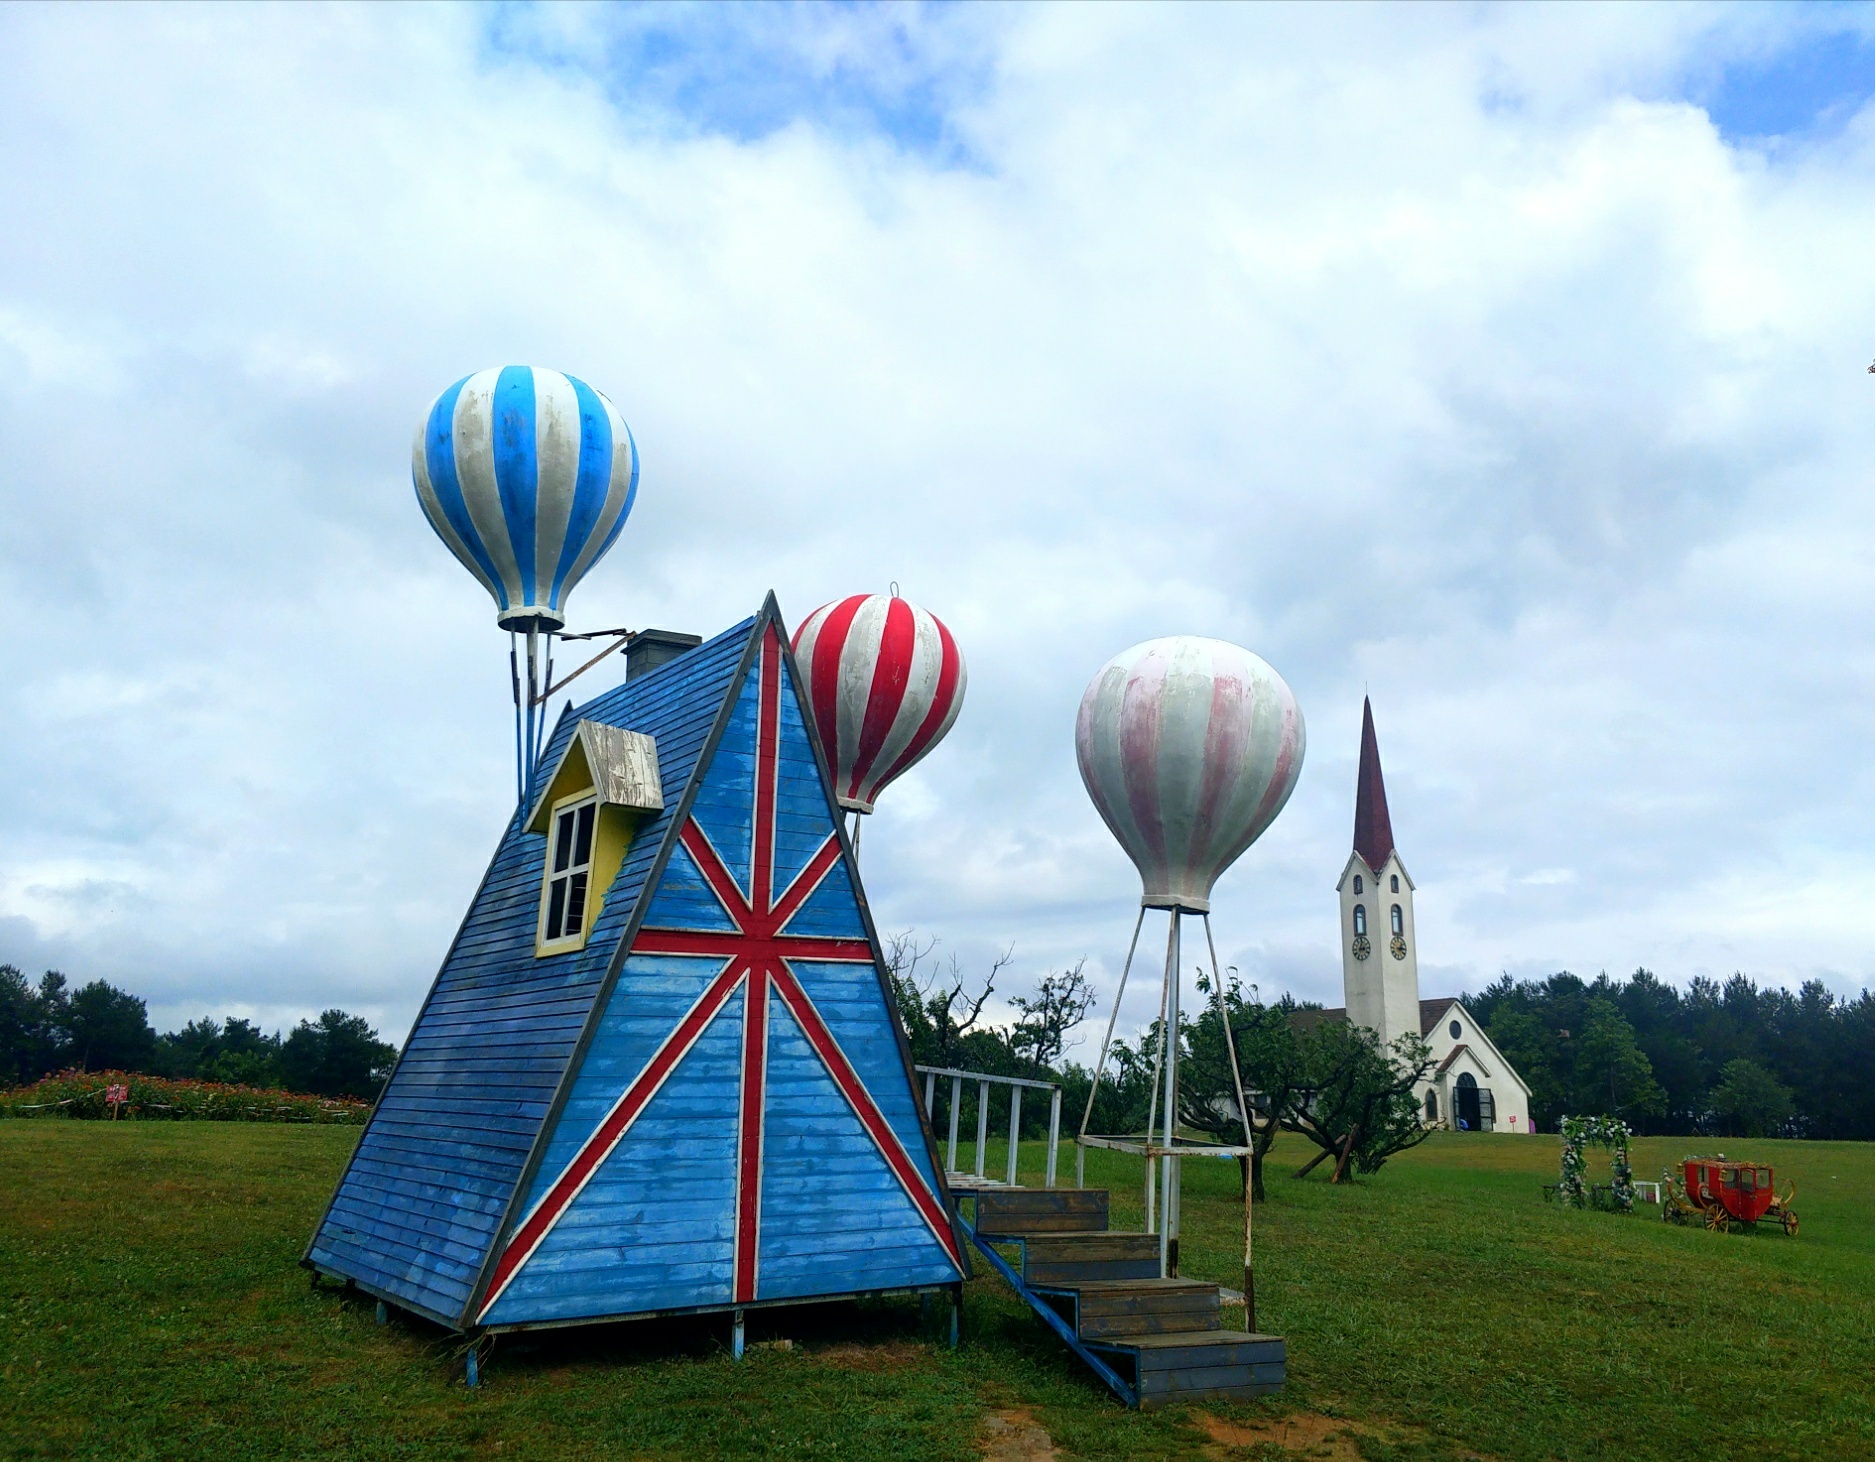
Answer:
1322;699;1534;1134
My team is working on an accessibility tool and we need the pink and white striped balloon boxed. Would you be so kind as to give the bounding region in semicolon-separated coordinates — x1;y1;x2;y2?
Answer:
1076;637;1305;912
792;593;967;814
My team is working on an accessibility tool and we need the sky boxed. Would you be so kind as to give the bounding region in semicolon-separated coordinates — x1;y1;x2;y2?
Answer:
2;2;1873;1056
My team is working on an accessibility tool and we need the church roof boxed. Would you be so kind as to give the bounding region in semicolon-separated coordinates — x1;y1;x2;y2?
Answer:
1419;997;1461;1036
1353;696;1395;872
1287;997;1462;1037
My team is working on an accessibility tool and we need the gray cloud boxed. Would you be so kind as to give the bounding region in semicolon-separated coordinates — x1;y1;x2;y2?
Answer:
1;5;1871;1049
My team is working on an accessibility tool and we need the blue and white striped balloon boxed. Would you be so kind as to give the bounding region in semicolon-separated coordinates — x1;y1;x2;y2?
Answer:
412;366;639;630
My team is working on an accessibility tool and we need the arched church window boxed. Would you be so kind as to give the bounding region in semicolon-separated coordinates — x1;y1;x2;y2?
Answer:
1353;875;1363;894
1424;1089;1438;1121
1390;874;1399;892
1457;1072;1477;1089
1390;904;1403;936
1353;905;1366;936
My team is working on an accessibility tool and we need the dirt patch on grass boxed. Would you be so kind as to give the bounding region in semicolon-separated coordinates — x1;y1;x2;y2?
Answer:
980;1407;1058;1461
812;1338;929;1372
1198;1409;1364;1458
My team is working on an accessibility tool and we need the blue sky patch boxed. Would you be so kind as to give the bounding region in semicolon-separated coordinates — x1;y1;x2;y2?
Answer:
1694;21;1875;143
485;1;990;166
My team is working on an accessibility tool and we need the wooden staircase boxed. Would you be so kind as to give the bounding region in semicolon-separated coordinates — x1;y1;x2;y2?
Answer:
963;1187;1284;1410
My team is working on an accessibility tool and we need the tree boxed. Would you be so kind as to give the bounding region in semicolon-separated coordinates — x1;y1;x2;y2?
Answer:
1175;974;1307;1201
1285;1021;1434;1182
1009;960;1096;1069
880;932;1016;1074
65;980;156;1073
1570;998;1666;1123
0;966;42;1086
1710;1058;1795;1138
278;1010;397;1099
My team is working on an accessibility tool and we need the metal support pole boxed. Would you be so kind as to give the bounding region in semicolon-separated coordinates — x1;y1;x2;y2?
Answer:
947;1075;961;1173
924;1070;936;1119
1202;914;1257;1331
949;1284;961;1349
974;1080;990;1179
509;636;524;809
466;1346;480;1388
732;1309;745;1360
1143;912;1176;1237
1046;1087;1061;1189
375;1300;387;1325
1159;912;1182;1279
1006;1085;1022;1188
1076;904;1147;1189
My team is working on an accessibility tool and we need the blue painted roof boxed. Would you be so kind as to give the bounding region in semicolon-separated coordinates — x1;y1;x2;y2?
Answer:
306;614;757;1326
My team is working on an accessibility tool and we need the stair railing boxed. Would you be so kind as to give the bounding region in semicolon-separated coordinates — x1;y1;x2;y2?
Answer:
915;1065;1063;1189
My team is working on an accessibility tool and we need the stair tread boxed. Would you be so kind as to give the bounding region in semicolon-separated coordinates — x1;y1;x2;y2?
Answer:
1038;1278;1217;1296
1088;1329;1280;1350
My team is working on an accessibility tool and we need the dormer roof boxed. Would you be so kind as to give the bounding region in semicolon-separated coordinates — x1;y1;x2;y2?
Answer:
524;720;664;834
1353;696;1395;872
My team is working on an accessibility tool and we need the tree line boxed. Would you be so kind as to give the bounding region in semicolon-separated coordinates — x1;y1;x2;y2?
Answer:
0;965;399;1101
1469;968;1875;1140
884;938;1875;1198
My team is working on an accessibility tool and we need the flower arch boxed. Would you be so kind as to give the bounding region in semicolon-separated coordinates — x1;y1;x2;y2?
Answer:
1558;1115;1634;1212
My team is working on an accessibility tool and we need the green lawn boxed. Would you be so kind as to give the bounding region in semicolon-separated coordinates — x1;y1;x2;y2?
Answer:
1;1123;1871;1460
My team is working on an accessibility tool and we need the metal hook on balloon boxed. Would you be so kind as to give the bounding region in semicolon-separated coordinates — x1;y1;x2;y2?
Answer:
889;581;900;599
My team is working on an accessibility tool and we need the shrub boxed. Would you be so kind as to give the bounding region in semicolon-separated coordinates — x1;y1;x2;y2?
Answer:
0;1069;370;1124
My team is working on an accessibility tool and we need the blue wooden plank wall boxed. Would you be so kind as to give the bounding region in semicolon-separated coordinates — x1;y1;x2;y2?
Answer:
480;957;742;1326
758;998;960;1301
307;615;758;1326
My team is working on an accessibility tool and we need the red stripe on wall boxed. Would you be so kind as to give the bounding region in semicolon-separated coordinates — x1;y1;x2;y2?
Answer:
734;964;769;1302
769;963;963;1270
477;959;748;1319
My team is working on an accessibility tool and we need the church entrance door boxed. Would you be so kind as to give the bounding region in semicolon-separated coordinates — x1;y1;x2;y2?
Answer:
1455;1072;1481;1131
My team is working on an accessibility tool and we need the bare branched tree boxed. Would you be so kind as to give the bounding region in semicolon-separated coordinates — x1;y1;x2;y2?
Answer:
1009;960;1096;1070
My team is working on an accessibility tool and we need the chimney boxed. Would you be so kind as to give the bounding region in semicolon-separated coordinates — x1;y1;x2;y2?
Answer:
625;629;703;681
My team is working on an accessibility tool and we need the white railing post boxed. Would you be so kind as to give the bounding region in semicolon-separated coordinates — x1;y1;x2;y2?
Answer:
1047;1087;1062;1189
1006;1086;1022;1188
924;1070;935;1120
975;1080;991;1178
947;1075;961;1173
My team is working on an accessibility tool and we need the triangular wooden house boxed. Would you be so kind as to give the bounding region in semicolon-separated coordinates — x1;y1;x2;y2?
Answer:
306;597;966;1332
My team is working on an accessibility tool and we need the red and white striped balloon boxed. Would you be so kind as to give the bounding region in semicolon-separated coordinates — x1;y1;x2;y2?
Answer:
791;593;967;814
1076;636;1305;912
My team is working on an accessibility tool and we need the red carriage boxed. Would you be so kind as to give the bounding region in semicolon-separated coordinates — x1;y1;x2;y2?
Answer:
1663;1158;1797;1235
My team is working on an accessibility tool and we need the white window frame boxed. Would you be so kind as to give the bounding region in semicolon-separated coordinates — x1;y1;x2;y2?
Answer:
538;791;599;955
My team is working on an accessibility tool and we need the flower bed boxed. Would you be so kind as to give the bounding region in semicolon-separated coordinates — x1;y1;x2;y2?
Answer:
0;1070;371;1124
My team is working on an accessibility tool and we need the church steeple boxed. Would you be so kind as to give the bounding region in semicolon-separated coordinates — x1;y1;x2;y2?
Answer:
1352;696;1394;871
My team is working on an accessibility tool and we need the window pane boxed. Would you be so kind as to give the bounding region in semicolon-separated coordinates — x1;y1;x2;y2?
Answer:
547;878;568;941
553;811;575;873
1391;904;1403;935
1354;876;1362;894
1353;905;1366;935
574;803;595;868
565;872;588;934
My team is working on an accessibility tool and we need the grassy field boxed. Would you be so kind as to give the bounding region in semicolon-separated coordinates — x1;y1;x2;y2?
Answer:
1;1123;1871;1461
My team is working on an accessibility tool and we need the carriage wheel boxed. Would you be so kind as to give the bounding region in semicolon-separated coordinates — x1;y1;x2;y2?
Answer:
1706;1204;1731;1234
1782;1211;1799;1237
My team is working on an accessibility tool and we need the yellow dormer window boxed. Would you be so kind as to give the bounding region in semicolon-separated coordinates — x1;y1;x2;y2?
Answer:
526;720;663;957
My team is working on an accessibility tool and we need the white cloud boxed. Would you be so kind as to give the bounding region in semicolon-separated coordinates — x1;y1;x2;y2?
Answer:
1;4;1871;1046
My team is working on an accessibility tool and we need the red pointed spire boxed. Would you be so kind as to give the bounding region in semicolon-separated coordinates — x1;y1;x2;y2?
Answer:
1353;697;1394;871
